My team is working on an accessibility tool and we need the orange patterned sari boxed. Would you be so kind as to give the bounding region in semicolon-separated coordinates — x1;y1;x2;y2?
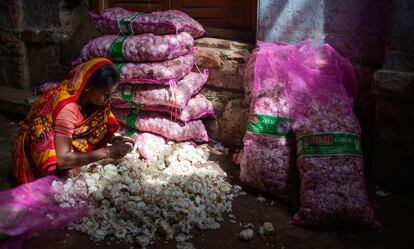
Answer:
12;58;119;184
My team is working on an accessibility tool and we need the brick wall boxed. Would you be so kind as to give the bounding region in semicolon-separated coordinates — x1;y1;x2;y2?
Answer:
0;0;97;90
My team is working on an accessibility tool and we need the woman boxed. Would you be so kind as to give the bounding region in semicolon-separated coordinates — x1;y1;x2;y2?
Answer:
12;58;133;184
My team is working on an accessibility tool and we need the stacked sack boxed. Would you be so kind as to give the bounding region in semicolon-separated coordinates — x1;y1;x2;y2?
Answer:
73;7;215;159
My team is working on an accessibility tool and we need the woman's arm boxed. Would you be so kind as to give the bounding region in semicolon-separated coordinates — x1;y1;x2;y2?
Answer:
55;136;133;169
55;136;108;169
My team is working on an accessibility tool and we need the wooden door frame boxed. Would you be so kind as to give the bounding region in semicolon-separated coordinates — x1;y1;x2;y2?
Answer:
90;0;257;41
91;0;110;11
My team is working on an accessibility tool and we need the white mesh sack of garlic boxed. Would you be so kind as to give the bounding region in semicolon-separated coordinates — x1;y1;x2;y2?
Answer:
66;142;242;249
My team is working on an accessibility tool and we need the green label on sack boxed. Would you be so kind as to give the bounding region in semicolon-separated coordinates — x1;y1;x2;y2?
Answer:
115;63;125;73
120;85;141;109
126;109;139;129
247;114;291;136
118;12;145;36
125;129;136;137
109;36;127;61
120;85;134;103
297;132;362;157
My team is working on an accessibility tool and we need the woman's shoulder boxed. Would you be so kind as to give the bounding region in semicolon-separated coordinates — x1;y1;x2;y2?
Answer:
56;102;83;123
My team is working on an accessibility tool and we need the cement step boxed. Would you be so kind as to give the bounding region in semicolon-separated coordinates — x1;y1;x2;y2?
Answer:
372;69;414;102
0;85;34;116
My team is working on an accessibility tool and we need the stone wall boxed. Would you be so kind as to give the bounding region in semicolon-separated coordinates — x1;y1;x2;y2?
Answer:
384;0;414;70
371;71;414;189
371;0;414;188
195;38;252;147
257;0;390;66
0;0;97;90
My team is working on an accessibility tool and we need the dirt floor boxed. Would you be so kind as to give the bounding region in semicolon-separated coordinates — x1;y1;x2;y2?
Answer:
0;112;413;249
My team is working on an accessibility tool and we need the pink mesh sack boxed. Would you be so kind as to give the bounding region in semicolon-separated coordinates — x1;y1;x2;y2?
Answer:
244;40;357;106
313;45;357;106
112;70;208;109
118;128;169;161
0;176;88;246
72;32;194;65
285;42;379;228
135;132;168;160
112;108;208;143
239;41;300;206
90;7;206;38
116;52;197;84
111;93;215;123
35;82;59;95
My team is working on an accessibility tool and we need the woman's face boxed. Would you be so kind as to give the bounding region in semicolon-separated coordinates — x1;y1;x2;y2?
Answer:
88;83;119;106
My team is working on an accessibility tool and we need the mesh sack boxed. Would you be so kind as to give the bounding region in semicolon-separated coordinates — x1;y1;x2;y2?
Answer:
116;52;197;84
135;132;169;160
35;82;59;95
111;93;215;123
90;7;205;38
240;41;300;206
285;42;379;228
112;108;208;143
117;128;169;161
112;70;208;109
72;32;194;65
244;41;357;105
0;176;87;237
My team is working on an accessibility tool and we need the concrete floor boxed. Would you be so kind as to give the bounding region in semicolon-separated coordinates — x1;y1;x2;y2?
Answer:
0;112;413;249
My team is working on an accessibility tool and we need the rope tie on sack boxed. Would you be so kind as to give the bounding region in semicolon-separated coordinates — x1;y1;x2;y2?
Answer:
194;61;202;74
168;79;179;121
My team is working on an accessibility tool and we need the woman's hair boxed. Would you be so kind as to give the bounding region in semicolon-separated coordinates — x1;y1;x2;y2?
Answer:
88;64;120;90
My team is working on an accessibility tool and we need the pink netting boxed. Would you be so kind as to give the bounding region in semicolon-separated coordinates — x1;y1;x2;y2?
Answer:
35;82;59;95
0;176;87;243
239;41;300;206
118;129;168;161
285;42;379;228
135;132;168;160
90;7;206;38
72;32;194;65
117;52;197;84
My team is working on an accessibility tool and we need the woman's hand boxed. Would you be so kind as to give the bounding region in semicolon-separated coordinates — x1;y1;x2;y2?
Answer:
55;135;135;169
107;142;134;159
111;135;135;146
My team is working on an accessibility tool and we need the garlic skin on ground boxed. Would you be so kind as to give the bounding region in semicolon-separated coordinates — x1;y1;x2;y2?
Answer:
238;228;254;241
258;222;275;237
66;142;242;249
